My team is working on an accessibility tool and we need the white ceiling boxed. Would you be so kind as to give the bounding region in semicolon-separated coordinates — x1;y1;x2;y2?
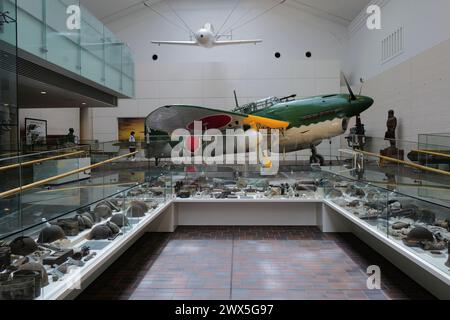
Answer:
80;0;372;26
289;0;372;26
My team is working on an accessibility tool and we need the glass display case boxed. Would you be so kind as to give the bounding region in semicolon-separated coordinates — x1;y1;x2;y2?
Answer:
1;160;449;299
330;135;450;207
0;181;172;300
169;166;324;201
322;170;450;276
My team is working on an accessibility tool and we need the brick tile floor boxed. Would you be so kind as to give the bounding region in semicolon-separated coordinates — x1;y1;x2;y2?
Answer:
77;226;435;300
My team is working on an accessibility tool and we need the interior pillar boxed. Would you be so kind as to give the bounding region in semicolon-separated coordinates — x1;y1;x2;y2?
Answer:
80;107;94;142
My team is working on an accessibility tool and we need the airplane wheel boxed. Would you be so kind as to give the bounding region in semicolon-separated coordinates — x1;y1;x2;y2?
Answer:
317;154;325;166
310;155;325;166
310;155;319;164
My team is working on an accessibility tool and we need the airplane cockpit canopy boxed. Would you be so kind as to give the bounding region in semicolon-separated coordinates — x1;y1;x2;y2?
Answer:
233;97;281;114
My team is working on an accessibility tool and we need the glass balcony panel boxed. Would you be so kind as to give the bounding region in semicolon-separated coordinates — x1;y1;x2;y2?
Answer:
45;0;80;75
0;0;17;45
16;0;45;58
79;6;104;83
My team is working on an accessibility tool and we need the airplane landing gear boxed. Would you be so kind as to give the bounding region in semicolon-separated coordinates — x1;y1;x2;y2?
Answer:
310;145;325;166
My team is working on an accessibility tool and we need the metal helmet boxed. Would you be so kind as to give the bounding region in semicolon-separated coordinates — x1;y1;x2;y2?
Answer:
9;237;38;256
106;221;120;234
37;225;66;244
126;201;148;217
54;218;80;237
87;225;113;240
77;213;94;229
94;203;112;220
110;214;129;228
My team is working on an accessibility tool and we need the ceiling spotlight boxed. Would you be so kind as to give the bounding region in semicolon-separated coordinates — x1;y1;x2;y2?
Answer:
82;102;87;105
40;91;47;95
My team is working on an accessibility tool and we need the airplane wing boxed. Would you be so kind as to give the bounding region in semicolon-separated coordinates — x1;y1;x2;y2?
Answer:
145;105;289;135
151;41;198;46
214;40;262;46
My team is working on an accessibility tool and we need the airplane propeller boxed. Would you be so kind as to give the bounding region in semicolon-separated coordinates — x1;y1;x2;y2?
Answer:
341;72;357;101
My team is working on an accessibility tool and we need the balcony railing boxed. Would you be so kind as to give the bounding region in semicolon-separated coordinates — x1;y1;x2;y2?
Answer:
0;0;134;98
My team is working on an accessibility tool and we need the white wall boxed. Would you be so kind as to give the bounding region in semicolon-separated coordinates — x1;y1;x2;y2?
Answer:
346;38;450;142
91;0;347;157
346;0;450;82
19;108;80;136
345;0;450;141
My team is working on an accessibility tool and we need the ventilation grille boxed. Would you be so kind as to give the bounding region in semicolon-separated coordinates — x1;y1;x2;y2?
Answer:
381;26;404;64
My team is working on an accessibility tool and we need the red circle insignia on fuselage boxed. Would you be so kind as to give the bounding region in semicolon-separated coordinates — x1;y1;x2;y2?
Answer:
187;115;233;130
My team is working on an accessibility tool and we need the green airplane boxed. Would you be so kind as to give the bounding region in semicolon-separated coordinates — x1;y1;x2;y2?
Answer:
144;75;374;165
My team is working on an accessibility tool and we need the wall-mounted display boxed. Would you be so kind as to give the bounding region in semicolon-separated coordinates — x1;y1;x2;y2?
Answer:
25;118;47;146
118;118;145;142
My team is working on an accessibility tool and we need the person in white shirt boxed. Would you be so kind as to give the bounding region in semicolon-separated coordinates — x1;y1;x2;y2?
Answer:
128;131;136;161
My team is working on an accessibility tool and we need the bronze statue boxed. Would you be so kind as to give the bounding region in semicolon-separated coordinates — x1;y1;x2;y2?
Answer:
385;110;397;147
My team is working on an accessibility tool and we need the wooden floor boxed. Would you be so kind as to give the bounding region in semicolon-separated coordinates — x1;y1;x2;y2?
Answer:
77;226;435;300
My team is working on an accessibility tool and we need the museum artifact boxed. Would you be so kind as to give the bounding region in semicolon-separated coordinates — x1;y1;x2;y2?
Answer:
326;188;343;198
402;227;434;247
77;213;94;230
87;222;121;241
151;22;262;48
126;201;149;217
384;110;397;147
434;219;449;231
72;246;90;261
87;225;113;240
0;276;36;300
9;237;38;256
38;224;66;244
380;110;404;160
17;262;49;287
110;214;129;228
0;247;11;270
144;74;373;166
345;115;366;150
94;203;113;220
12;270;41;298
43;249;74;266
345;185;365;198
106;222;120;234
392;222;410;230
420;240;447;251
54;218;80;236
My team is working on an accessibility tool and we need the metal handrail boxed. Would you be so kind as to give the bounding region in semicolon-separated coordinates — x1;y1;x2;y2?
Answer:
0;150;86;172
0;152;138;199
411;149;450;159
356;150;450;177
